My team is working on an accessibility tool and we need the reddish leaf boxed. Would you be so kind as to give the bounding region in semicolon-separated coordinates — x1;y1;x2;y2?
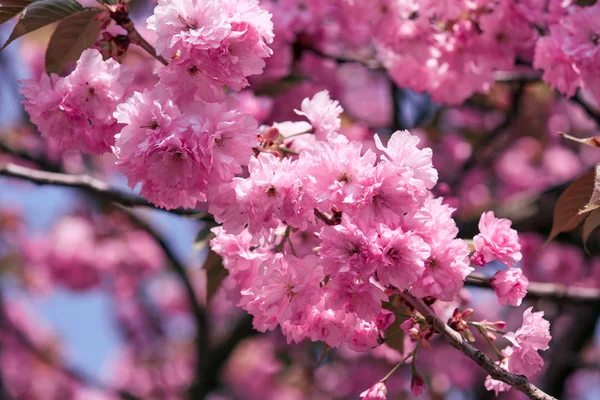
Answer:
582;208;600;250
560;132;600;148
45;8;103;74
580;164;600;214
546;170;596;245
0;0;34;25
1;0;83;49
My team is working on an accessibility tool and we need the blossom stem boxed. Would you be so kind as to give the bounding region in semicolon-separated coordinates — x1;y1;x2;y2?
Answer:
381;347;417;383
278;146;300;155
129;28;169;66
475;325;505;361
468;321;506;335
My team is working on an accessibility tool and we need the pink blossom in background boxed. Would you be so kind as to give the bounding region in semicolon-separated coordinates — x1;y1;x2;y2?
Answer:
490;268;529;307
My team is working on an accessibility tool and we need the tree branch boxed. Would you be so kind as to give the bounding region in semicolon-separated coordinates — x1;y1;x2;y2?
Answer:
450;82;526;188
111;205;210;399
572;90;600;128
465;273;600;304
399;291;557;400
0;162;201;217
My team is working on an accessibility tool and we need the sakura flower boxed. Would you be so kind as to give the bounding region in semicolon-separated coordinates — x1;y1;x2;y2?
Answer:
360;382;387;400
21;49;133;154
473;211;522;267
374;130;438;190
318;217;378;276
375;225;430;290
150;0;273;100
504;307;551;377
295;90;343;141
490;268;529;307
114;86;257;209
241;254;322;331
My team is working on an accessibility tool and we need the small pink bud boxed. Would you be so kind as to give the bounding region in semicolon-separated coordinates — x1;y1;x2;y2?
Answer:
263;126;280;142
461;308;474;320
411;373;426;397
493;321;507;330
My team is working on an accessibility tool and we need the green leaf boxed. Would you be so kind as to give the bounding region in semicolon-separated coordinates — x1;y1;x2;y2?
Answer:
582;208;600;250
96;0;119;4
545;170;596;245
1;0;84;49
45;8;103;74
203;249;227;305
0;0;34;25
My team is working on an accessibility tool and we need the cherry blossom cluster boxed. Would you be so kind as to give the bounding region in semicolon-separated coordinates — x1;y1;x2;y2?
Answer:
209;90;531;354
149;0;274;103
259;0;598;105
20;0;274;209
534;3;600;103
20;49;133;154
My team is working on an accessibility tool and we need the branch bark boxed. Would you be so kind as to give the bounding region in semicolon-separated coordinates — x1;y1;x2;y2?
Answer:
0;162;201;217
465;273;600;304
400;291;557;400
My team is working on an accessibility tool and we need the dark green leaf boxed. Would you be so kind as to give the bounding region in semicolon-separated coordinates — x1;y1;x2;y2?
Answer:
204;250;227;304
1;0;84;49
96;0;119;4
0;0;34;25
45;8;103;74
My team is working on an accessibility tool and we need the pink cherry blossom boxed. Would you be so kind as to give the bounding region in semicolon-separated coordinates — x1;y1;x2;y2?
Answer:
360;381;387;399
375;225;430;291
490;268;529;307
295;90;343;141
20;49;133;154
114;86;257;209
473;211;522;267
485;308;551;394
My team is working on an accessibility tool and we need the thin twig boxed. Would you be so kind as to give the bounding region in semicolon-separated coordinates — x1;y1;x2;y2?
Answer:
572;90;600;128
450;82;526;188
400;291;557;400
465;273;600;304
0;162;200;216
129;28;169;66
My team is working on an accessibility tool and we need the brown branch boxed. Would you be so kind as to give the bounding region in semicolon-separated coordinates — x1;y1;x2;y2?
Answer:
465;273;600;304
572;90;600;128
0;162;201;217
400;291;557;400
129;28;169;66
111;205;210;399
449;82;526;188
